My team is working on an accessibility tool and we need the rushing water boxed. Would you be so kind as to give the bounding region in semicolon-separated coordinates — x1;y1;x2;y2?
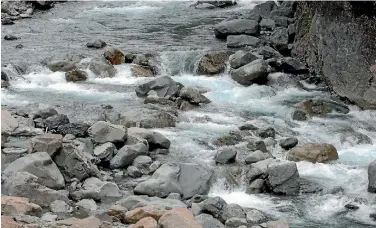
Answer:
2;1;376;227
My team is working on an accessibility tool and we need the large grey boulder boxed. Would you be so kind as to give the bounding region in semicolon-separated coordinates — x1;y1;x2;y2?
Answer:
109;143;149;169
88;57;117;78
3;152;64;190
215;148;237;164
196;214;224;228
287;143;338;163
53;142;101;181
70;177;122;201
29;133;63;157
121;108;177;128
227;35;260;48
229;50;260;69
135;76;180;97
134;163;183;197
230;59;269;85
368;160;376;193
2;172;69;207
127;127;171;150
178;163;213;199
117;195;187;211
196;52;228;75
179;86;211;104
214;19;259;39
292;1;376;109
266;160;300;195
88;121;126;144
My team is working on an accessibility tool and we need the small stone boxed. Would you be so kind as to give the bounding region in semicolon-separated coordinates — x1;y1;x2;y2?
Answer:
258;127;275;138
4;34;19;40
127;166;142;178
279;137;298;150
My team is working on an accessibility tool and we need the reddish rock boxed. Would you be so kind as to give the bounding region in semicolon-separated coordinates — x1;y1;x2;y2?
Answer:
71;216;102;228
1;216;22;228
1;196;42;216
125;206;167;224
107;204;128;222
159;208;202;228
129;217;158;228
104;47;124;65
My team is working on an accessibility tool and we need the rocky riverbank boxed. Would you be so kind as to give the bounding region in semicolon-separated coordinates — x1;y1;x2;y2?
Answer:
1;1;376;227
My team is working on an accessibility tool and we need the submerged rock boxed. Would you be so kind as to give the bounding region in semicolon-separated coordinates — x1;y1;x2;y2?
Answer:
179;86;211;104
196;52;228;75
214;19;260;39
131;64;154;77
88;57;117;78
287;143;338;163
65;69;88;82
368;160;376;193
121;107;177;128
295;99;350;118
86;39;106;49
104;46;124;65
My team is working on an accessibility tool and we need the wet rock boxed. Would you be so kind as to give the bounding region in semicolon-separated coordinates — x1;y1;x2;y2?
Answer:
275;57;308;74
229;50;260;69
247;1;277;20
196;1;237;8
117;195;187;211
29;133;62;156
93;142;116;161
225;217;247;227
1;196;42;216
88;121;127;144
269;27;289;55
2;172;70;207
4;34;19;40
32;107;58;119
214;19;260;39
265;220;290;228
65;69;88;82
131;64;154;77
44;114;70;130
129;216;158;228
295;99;350;118
247;179;265;194
178;163;212;199
230;59;269;85
128;166;143;178
57;122;90;137
287;143;338;163
196;52;228;75
196;214;224;228
134;163;183;197
104;46;124;65
266;160;300;195
1;71;10;88
291;109;307;121
88;57;117;78
54;142;101;181
214;133;243;146
179;86;211;104
110;143;149;169
368;160;376;193
199;197;227;220
247;140;267;152
43;55;84;72
135;76;180;97
2;18;15;25
344;204;359;210
159;208;202;228
194;2;216;9
127;127;171;150
86;39;107;49
215;148;237;164
15;44;23;49
257;46;282;59
227;35;261;48
4;152;64;189
125;206;167;223
246;209;267;225
71;177;122;201
121;107;177;128
245;150;272;164
260;18;276;31
258;127;276;138
340;131;372;145
279;137;298;150
370;213;376;221
239;123;258;131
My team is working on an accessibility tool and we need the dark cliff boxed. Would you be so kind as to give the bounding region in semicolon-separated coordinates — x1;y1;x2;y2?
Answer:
292;1;376;109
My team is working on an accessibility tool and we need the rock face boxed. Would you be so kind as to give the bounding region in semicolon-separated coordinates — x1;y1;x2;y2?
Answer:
3;152;65;190
287;143;338;163
368;160;376;193
230;59;269;85
159;208;203;228
135;76;180;97
214;19;260;39
293;1;376;109
196;52;228;75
